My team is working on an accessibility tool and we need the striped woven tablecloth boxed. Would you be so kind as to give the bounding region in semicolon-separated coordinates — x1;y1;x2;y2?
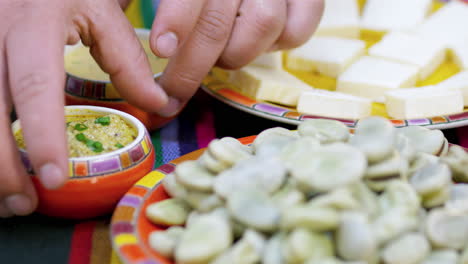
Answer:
1;1;468;263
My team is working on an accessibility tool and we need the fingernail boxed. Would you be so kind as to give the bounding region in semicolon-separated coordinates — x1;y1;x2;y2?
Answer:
156;32;178;57
0;202;14;218
5;194;33;216
39;163;66;190
157;97;181;117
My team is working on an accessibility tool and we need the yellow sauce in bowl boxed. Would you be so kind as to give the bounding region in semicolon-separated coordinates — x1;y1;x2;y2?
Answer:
15;114;137;157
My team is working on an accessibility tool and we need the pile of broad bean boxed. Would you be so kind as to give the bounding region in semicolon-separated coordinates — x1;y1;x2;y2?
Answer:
145;117;468;264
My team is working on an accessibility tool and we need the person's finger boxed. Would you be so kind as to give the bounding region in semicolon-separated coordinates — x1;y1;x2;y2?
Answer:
1;44;38;217
273;0;324;50
118;0;132;9
217;0;288;69
150;0;208;58
6;8;69;195
159;0;241;115
83;0;170;115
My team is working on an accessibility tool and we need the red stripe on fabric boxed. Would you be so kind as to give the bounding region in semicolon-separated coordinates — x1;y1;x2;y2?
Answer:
196;108;216;148
457;126;468;148
68;221;96;264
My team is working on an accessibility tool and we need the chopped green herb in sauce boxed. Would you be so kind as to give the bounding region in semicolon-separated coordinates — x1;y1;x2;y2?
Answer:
95;116;111;126
74;123;88;131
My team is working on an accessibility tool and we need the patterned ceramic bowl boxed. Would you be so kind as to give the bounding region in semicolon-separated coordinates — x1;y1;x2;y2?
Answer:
11;106;156;219
64;28;173;131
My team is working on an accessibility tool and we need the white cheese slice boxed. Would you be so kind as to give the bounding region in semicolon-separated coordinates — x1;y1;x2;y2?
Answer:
297;89;372;119
229;66;314;107
361;0;432;32
385;86;463;119
287;37;366;78
437;71;468;106
450;38;468;70
368;32;446;80
416;1;468;47
250;51;283;70
315;0;360;38
337;56;419;101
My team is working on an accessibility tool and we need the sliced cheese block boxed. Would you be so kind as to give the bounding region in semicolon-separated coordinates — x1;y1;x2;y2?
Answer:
287;37;366;78
250;51;283;70
315;0;360;38
437;71;468;106
450;38;468;70
337;56;419;101
361;0;432;32
385;86;463;119
229;66;313;107
297;89;372;120
416;1;468;47
368;32;446;80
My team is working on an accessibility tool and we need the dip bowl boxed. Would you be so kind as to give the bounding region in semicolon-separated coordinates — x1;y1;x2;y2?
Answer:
11;106;156;219
64;28;174;131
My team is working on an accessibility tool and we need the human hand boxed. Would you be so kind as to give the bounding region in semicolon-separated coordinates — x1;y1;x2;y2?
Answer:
0;0;171;217
149;0;324;114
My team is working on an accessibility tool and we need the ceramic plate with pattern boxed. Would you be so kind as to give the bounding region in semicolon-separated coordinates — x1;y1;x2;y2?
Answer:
110;135;467;264
200;0;468;130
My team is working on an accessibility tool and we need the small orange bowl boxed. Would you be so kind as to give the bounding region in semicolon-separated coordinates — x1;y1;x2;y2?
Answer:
64;28;174;131
11;106;156;219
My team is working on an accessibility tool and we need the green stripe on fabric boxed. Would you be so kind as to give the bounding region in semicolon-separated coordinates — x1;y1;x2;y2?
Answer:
151;130;164;168
140;0;155;29
0;214;75;264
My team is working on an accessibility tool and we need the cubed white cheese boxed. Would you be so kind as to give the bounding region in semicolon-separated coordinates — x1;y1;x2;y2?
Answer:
450;38;468;70
229;66;314;107
287;37;366;78
437;71;468;106
297;89;372;119
361;0;432;32
337;56;419;101
368;32;446;80
315;0;360;38
250;51;283;70
416;1;468;47
385;86;464;119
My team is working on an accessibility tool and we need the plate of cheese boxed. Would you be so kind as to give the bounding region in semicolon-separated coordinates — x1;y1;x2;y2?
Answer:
201;0;468;129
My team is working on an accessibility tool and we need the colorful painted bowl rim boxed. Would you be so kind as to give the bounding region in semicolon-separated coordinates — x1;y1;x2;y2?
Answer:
64;28;162;102
109;134;467;264
201;83;468;130
12;105;153;178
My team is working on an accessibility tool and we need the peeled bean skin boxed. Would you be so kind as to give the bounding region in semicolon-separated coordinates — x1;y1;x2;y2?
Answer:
281;205;340;231
284;228;334;264
262;233;286;264
445;184;468;213
211;229;266;264
441;145;468;182
336;212;376;261
253;127;300;157
350;117;397;163
146;198;191;226
372;208;419;246
214;156;287;199
227;190;280;232
148;226;185;259
422;250;459;264
410;162;452;198
398;126;446;156
381;232;430;264
425;208;468;250
298;119;350;144
175;161;215;192
308;188;359;211
175;212;233;264
288;143;367;192
162;173;188;199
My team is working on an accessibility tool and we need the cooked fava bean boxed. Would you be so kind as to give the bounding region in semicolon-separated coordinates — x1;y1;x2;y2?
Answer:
285;228;334;263
298;119;350;144
381;232;430;264
148;226;185;259
146;198;191;226
425;208;468;250
336;212;376;262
